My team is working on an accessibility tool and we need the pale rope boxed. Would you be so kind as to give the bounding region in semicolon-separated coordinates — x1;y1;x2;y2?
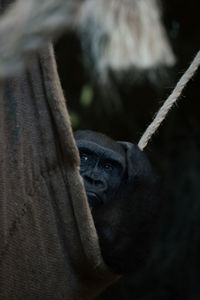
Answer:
138;50;200;150
0;0;82;79
0;0;175;80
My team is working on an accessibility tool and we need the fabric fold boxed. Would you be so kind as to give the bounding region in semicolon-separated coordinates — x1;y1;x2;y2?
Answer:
0;2;117;297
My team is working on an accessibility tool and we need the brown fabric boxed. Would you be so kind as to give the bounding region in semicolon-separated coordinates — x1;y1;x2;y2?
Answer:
0;10;117;299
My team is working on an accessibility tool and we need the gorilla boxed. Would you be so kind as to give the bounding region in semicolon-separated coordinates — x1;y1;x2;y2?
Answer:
74;130;161;275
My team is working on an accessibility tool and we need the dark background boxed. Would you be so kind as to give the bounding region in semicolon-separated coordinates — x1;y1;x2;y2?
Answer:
55;1;200;299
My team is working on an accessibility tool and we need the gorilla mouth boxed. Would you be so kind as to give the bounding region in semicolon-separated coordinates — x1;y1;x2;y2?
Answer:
87;192;103;208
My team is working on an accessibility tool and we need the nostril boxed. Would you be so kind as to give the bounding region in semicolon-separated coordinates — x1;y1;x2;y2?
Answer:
84;175;103;187
94;179;103;187
84;175;93;185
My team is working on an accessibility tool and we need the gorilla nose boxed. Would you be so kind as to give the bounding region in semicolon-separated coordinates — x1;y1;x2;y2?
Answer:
83;175;104;187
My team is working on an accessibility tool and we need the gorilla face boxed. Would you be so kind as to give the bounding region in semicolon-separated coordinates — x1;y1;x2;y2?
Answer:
76;136;126;208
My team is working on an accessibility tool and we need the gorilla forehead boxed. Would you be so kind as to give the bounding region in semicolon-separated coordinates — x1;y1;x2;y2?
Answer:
74;130;126;158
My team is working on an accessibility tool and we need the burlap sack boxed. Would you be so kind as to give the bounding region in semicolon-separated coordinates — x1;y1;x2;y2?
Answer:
0;2;117;298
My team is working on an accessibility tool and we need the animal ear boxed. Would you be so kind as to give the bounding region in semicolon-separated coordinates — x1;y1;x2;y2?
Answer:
117;141;155;183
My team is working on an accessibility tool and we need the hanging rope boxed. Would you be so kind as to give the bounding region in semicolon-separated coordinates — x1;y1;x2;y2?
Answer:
0;0;176;81
0;0;82;79
138;50;200;151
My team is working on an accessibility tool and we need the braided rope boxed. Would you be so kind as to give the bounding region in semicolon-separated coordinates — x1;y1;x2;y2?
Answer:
138;50;200;150
0;0;81;79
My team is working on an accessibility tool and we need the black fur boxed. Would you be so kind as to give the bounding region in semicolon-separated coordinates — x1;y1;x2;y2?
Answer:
74;130;161;274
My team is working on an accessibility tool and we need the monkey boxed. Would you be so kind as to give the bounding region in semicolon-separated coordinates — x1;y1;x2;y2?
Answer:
74;130;161;274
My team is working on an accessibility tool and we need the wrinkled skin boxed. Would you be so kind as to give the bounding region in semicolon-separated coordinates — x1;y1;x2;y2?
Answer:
74;130;161;274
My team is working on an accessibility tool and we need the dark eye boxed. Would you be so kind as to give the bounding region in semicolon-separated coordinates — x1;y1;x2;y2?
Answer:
80;153;89;163
103;163;113;172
